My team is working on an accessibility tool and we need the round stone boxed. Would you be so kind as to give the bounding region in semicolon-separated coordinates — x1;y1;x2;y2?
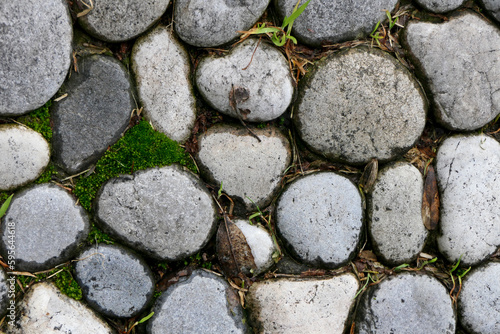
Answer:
415;0;465;13
0;269;8;318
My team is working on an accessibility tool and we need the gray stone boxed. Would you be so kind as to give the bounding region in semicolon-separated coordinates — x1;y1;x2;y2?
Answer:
0;0;72;116
294;47;426;165
77;0;170;42
0;269;8;318
196;125;291;212
132;26;196;142
274;0;398;47
52;55;134;174
355;273;456;334
0;184;90;272
75;244;155;318
403;12;500;131
436;135;500;266
0;125;50;191
174;0;270;47
415;0;465;13
276;172;364;268
247;274;359;334
459;262;500;334
480;0;500;23
196;38;294;122
147;269;248;334
368;162;428;265
95;165;217;261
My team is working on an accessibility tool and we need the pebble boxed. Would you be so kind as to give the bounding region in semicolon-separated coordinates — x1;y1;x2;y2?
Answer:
414;0;465;13
0;269;8;318
480;0;500;23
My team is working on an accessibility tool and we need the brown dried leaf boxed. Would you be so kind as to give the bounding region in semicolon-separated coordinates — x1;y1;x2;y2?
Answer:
238;108;251;120
422;165;439;230
359;250;378;262
359;158;378;193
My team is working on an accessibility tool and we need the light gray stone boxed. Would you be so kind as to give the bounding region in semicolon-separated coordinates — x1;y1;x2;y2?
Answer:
77;0;170;42
247;274;359;334
0;269;8;318
403;12;500;130
0;125;50;191
196;38;294;122
174;0;270;47
95;165;217;261
132;26;196;142
148;269;248;334
276;172;363;268
355;273;456;334
0;184;89;272
415;0;465;13
480;0;500;23
294;46;426;165
52;55;134;174
436;135;500;266
0;0;72;116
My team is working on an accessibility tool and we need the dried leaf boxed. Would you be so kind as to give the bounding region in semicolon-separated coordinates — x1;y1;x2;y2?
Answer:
422;165;439;230
359;158;378;193
238;108;251;120
359;250;377;262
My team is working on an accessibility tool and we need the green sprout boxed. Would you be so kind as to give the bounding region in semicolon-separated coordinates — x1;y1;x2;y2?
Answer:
0;194;14;219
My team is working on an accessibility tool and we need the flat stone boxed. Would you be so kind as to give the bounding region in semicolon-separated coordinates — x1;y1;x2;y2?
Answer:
436;135;500;266
77;0;170;42
355;273;456;334
276;172;363;268
95;165;217;261
0;270;8;318
196;125;291;212
75;244;155;318
415;0;465;13
0;125;50;191
480;0;500;23
246;274;359;334
52;55;134;174
402;12;500;130
0;0;72;116
174;0;270;47
147;269;248;334
274;0;398;47
0;184;89;272
196;38;294;122
132;26;196;142
368;162;428;265
294;46;426;165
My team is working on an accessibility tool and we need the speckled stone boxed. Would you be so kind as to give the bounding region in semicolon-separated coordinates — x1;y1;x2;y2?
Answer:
480;0;500;23
415;0;465;13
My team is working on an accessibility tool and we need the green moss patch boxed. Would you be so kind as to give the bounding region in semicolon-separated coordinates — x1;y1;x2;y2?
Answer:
16;266;82;300
17;101;53;141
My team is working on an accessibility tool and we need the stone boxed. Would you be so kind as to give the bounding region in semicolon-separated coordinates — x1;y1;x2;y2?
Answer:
174;0;270;47
76;0;170;42
274;0;398;47
196;38;294;122
132;26;196;142
436;135;500;266
480;0;500;23
294;46;426;165
355;273;456;334
52;55;134;174
75;244;155;318
0;125;50;191
247;274;359;334
368;162;428;265
95;165;217;261
147;269;248;334
415;0;465;13
0;0;72;116
402;12;500;131
0;269;8;318
196;125;291;212
0;184;90;272
276;172;363;268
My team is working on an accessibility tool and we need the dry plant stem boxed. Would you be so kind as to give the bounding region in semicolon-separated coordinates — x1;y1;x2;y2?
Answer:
223;213;240;275
242;36;262;70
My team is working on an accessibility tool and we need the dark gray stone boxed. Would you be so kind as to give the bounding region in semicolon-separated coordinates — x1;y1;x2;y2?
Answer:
415;0;465;13
52;55;134;174
480;0;500;23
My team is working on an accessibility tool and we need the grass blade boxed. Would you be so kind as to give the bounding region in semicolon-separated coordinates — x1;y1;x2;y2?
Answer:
0;194;14;219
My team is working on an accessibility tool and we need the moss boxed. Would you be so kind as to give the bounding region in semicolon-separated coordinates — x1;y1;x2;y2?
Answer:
16;267;82;300
17;101;53;141
87;224;115;245
34;164;57;184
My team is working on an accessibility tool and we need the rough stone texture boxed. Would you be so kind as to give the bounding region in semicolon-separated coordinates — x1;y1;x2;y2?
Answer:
368;162;428;265
132;26;196;142
436;135;500;266
148;269;248;334
10;282;114;334
0;125;50;191
274;0;398;47
247;274;359;334
276;172;363;268
403;12;500;131
196;38;294;122
355;273;456;334
77;0;170;42
95;165;217;261
480;0;500;23
459;262;500;334
75;244;155;318
0;269;8;318
0;184;89;272
196;125;291;212
294;47;426;165
0;0;72;116
52;55;134;174
174;0;270;47
415;0;465;13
